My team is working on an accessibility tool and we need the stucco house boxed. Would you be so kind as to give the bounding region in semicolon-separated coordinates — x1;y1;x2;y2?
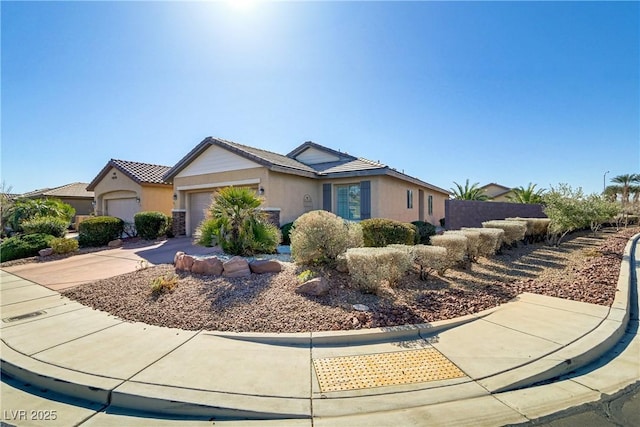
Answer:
21;182;94;226
87;159;173;223
164;137;450;236
480;183;515;202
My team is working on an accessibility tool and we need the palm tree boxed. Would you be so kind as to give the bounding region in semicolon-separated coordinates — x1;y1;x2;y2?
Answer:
610;174;637;204
603;185;621;202
507;183;545;204
450;179;489;201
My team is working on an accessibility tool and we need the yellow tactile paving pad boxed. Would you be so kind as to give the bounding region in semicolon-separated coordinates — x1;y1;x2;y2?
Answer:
313;348;466;392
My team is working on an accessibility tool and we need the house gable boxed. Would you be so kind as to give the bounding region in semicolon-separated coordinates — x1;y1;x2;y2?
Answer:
175;145;262;178
293;146;342;165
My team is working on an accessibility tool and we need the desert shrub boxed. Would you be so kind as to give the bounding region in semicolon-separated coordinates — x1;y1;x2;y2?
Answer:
430;234;468;270
165;216;174;238
346;247;411;293
445;230;480;262
280;222;294;245
461;227;505;257
4;198;75;233
0;233;54;262
78;216;124;247
505;217;551;242
151;274;179;295
21;216;68;238
411;221;437;244
391;244;448;278
297;269;316;283
198;187;280;256
50;237;79;254
482;220;527;247
361;218;416;247
134;211;169;240
290;210;362;265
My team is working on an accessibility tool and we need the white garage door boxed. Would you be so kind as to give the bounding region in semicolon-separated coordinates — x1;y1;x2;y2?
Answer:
189;192;214;236
106;198;139;224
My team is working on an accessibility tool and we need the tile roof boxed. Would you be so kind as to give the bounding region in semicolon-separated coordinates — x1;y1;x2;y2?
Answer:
87;159;172;191
21;182;94;199
164;136;450;195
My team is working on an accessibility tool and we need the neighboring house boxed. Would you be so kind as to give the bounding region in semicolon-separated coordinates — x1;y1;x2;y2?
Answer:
164;137;450;236
480;183;515;202
87;159;173;224
21;182;94;225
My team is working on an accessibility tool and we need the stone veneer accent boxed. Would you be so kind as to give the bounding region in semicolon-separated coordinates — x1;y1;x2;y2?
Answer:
172;210;186;236
262;208;281;227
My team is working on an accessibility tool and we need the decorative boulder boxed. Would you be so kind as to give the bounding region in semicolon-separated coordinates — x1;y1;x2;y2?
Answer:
108;239;123;248
175;253;195;272
39;248;54;257
249;259;282;274
296;277;331;297
191;257;224;276
223;256;251;278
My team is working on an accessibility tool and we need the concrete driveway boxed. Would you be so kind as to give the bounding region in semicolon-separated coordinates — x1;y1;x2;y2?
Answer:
2;237;221;291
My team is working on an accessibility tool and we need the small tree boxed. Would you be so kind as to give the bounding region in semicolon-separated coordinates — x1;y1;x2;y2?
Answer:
4;198;75;233
450;179;488;201
584;194;620;234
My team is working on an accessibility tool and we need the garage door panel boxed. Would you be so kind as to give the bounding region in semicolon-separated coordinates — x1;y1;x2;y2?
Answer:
189;192;214;236
106;198;139;224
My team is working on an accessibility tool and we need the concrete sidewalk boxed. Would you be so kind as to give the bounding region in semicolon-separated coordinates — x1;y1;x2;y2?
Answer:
1;235;638;426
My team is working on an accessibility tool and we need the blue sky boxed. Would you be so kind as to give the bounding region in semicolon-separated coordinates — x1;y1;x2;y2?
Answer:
2;1;638;195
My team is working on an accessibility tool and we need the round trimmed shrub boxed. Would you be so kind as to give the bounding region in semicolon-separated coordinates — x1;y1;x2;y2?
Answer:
51;237;79;254
361;218;416;247
430;233;468;270
21;216;68;238
0;233;55;262
78;216;124;247
290;210;362;265
482;220;527;247
346;246;411;293
134;211;169;240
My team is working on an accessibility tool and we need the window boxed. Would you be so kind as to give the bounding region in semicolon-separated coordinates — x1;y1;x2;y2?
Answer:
337;184;361;220
428;195;433;215
407;189;414;209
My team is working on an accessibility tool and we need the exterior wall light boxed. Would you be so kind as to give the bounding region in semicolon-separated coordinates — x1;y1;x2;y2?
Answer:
259;187;265;196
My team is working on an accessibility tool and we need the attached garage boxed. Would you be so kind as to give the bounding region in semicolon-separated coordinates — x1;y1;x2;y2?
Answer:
188;191;214;236
106;198;139;223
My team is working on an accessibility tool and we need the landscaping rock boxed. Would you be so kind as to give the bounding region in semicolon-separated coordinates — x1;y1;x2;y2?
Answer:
175;253;196;272
191;257;224;276
353;304;370;312
223;256;251;278
39;248;53;257
296;277;331;297
336;254;348;273
108;239;123;248
249;259;282;274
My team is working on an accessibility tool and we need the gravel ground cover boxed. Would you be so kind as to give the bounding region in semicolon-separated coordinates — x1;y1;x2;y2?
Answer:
61;227;639;333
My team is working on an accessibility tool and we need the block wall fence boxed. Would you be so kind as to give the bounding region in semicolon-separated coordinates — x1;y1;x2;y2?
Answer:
445;200;546;230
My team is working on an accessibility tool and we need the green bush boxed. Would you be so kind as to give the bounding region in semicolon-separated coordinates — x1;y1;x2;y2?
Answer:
346;247;411;293
0;233;55;262
134;211;169;240
361;218;416;247
4;198;75;233
411;221;437;244
280;222;294;245
78;216;124;247
51;237;79;254
21;216;68;238
290;210;362;265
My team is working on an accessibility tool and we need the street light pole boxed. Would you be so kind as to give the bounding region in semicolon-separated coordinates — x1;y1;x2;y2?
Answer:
604;170;610;192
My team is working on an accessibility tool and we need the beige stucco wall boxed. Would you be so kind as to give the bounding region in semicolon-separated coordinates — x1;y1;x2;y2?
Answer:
92;167;140;216
265;171;318;225
371;176;446;224
140;185;174;216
